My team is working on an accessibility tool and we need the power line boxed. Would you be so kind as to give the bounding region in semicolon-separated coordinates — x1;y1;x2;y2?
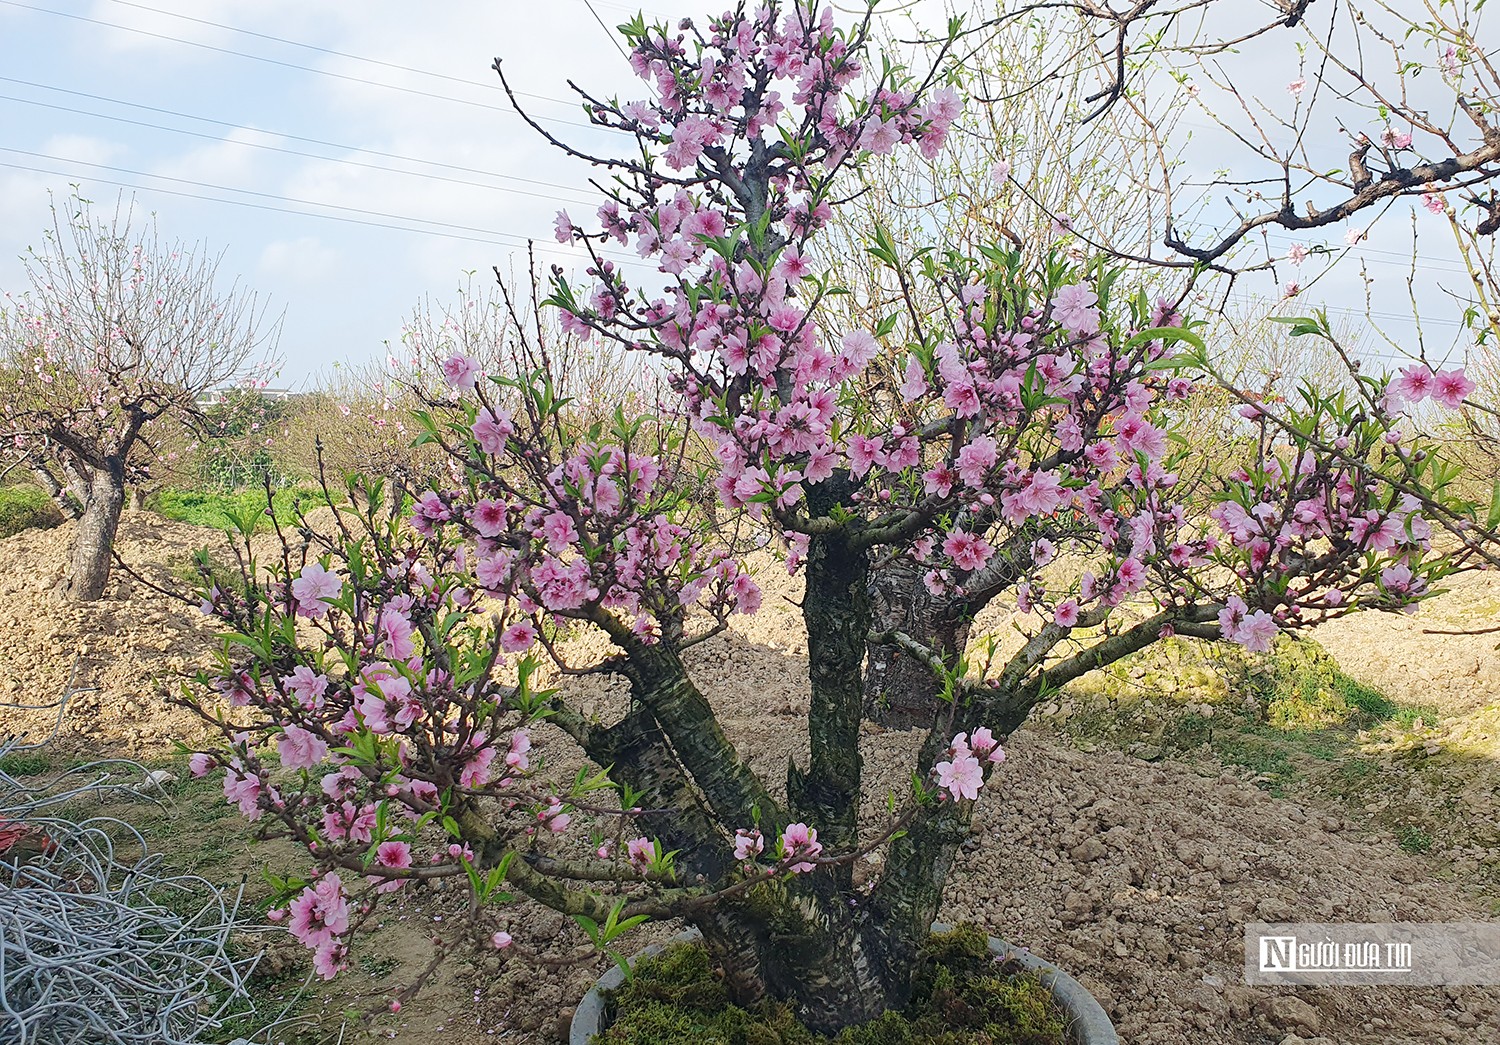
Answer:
1259;228;1474;279
581;0;673;20
0;0;623;136
0;92;598;208
0;158;528;249
96;0;591;109
0;149;655;273
0;147;533;240
0;76;597;201
582;0;631;61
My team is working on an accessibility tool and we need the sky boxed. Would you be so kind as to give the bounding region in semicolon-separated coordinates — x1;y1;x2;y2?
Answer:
0;0;1483;388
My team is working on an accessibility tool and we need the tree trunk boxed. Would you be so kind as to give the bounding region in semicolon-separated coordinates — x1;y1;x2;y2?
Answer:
58;469;126;601
864;555;970;729
797;478;870;870
691;889;917;1034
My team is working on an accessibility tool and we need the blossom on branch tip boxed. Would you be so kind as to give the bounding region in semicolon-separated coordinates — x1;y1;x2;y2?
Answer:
779;823;822;873
1432;369;1474;410
442;352;481;391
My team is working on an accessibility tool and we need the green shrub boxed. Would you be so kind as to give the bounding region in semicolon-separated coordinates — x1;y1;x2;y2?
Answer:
599;927;1064;1045
192;389;298;491
1397;825;1434;854
0;485;64;539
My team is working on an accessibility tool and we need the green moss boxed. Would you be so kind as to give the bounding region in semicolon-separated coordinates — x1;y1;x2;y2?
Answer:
598;927;1065;1045
0;484;63;539
1254;636;1398;730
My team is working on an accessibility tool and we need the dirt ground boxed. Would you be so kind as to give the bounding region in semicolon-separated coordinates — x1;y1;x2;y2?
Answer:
2;514;1498;1045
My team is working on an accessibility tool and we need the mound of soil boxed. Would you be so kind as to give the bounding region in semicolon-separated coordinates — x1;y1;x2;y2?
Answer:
0;513;228;754
1314;570;1500;718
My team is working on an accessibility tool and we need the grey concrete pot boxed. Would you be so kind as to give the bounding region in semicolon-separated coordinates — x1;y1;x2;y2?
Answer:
569;922;1118;1044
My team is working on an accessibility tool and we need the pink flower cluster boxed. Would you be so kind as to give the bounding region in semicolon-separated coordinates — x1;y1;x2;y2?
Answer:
288;873;350;979
1216;595;1278;653
934;729;1005;802
1388;364;1474;411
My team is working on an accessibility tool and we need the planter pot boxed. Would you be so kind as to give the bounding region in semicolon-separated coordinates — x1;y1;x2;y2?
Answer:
569;921;1118;1045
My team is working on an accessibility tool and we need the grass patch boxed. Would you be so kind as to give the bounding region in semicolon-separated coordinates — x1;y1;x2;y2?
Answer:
356;953;400;978
1214;731;1298;794
149;486;342;533
0;484;64;539
0;749;54;776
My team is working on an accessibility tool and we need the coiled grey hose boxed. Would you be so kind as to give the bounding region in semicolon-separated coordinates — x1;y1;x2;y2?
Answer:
0;666;267;1045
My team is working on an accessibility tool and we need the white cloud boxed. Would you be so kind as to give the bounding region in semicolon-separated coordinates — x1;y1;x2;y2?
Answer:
36;133;126;167
257;235;340;283
150;127;267;188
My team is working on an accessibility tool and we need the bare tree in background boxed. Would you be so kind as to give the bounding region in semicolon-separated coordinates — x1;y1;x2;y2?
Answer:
0;193;277;600
820;0;1500;722
942;0;1500;271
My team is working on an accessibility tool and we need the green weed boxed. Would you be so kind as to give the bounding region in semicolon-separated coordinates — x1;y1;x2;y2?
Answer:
0;485;63;539
149;486;342;532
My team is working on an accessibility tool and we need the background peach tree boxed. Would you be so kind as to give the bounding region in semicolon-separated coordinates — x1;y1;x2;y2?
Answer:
0;193;276;601
181;2;1489;1031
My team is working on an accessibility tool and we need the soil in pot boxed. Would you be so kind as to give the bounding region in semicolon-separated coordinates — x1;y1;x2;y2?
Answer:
595;924;1066;1044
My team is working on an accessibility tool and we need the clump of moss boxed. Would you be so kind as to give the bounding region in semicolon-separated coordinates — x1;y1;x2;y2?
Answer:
596;943;815;1045
1250;635;1394;729
598;926;1065;1045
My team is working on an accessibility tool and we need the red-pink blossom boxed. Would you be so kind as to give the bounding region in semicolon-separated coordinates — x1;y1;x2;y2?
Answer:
942;531;993;572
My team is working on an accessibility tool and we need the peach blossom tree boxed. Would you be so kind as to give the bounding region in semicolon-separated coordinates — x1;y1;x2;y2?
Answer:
181;3;1489;1031
0;194;276;600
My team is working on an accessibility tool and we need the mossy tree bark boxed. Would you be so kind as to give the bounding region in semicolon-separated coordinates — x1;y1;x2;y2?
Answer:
863;538;1027;728
864;553;972;728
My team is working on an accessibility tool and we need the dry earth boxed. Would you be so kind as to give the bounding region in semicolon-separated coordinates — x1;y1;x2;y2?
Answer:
1;514;1498;1045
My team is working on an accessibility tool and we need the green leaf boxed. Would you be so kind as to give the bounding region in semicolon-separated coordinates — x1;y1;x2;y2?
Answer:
1124;326;1207;357
1267;313;1327;338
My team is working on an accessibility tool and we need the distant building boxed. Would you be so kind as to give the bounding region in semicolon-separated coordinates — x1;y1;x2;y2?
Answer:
196;387;298;407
